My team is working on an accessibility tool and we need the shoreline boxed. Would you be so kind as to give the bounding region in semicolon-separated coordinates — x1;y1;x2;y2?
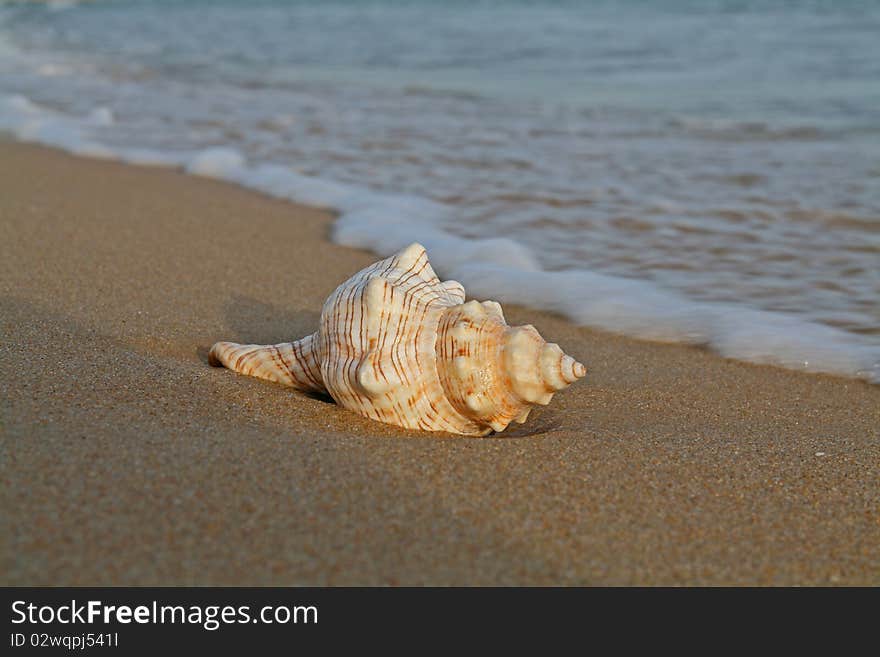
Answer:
2;140;878;585
2;89;877;383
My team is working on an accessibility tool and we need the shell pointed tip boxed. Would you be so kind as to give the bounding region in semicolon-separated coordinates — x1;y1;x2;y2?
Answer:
208;341;232;367
398;242;426;259
394;242;430;270
558;354;586;384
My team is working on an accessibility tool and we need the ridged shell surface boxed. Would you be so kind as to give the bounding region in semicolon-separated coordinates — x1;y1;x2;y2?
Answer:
209;242;586;436
317;243;486;434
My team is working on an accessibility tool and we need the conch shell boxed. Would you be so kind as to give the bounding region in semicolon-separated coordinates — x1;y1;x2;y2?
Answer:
209;243;585;435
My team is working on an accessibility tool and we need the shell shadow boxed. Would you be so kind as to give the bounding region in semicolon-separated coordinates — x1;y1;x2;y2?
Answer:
221;294;321;345
489;411;564;439
299;389;336;404
195;345;213;366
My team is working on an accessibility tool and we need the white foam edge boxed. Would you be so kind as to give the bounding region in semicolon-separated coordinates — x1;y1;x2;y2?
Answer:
2;94;878;384
0;94;114;159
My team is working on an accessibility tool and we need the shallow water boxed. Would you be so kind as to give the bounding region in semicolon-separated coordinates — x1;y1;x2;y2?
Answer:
1;0;878;381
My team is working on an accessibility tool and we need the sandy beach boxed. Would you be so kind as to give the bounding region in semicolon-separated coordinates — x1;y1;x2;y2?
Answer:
1;141;878;585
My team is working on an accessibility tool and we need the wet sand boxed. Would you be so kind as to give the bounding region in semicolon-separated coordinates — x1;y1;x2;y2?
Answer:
1;141;878;585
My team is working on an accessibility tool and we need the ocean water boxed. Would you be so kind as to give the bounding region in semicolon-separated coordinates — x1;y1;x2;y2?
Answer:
1;0;878;382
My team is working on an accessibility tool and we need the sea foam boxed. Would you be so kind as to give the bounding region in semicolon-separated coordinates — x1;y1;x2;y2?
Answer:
0;94;113;159
2;94;878;384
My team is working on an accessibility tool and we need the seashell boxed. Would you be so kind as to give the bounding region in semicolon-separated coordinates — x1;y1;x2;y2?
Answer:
209;243;586;435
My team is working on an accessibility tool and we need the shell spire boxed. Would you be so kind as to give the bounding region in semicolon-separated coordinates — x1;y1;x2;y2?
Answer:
209;243;586;435
435;300;586;433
